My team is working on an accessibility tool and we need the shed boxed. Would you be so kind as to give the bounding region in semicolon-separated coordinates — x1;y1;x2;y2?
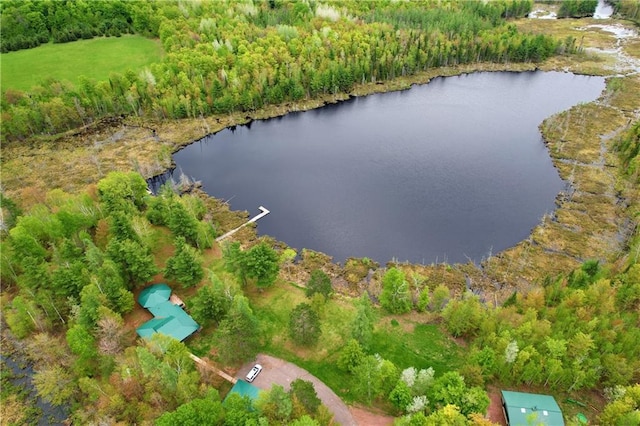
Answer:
136;284;199;342
226;380;261;401
501;390;565;426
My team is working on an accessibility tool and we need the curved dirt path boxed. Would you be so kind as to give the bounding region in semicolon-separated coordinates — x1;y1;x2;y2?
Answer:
238;354;357;425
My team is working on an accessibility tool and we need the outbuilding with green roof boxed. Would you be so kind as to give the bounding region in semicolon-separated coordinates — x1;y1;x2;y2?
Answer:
225;380;261;402
501;390;565;426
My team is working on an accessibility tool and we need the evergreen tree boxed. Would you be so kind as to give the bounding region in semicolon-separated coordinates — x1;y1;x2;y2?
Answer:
289;303;322;346
164;237;204;288
305;269;332;299
189;272;233;325
216;295;260;364
244;242;280;289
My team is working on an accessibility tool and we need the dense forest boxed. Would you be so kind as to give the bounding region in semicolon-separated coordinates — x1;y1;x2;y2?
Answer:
1;0;639;425
3;165;637;424
1;0;572;141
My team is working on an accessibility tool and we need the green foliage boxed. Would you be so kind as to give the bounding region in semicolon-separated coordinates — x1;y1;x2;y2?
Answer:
305;269;332;299
352;355;384;404
0;192;22;231
257;384;293;423
9;219;50;262
189;272;233;326
599;384;640;426
223;241;248;284
568;259;604;289
442;293;486;338
380;268;412;314
616;264;640;310
156;388;225;426
5;295;42;338
245;242;280;289
289;415;320;426
351;292;375;348
557;0;598;17
50;260;90;299
108;211;137;241
167;201;200;246
223;241;279;288
389;380;413;412
2;0;562;142
76;283;107;329
337;339;365;373
94;259;135;314
106;238;158;288
615;121;640;184
290;379;321;415
431;284;451;312
289;303;322;346
164;237;204;288
427;371;489;416
216;295;260;364
66;324;99;376
32;366;76;407
97;171;148;216
223;393;259;426
0;0;152;53
416;288;430;312
132;335;201;409
610;0;640;23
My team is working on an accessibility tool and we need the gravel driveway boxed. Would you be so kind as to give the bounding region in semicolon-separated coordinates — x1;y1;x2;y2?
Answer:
238;354;357;426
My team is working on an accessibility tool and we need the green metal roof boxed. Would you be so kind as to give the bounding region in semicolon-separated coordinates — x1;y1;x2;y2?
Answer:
136;284;199;342
226;380;261;401
501;390;565;426
139;283;172;308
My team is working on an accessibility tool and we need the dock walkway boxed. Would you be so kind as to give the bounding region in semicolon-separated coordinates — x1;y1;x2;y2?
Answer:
189;353;237;384
216;206;270;242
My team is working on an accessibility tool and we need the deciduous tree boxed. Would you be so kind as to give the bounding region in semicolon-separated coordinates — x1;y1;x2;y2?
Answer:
380;267;412;314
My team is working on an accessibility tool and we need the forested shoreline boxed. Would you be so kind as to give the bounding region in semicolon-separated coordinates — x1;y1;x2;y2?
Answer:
1;0;639;425
2;0;571;141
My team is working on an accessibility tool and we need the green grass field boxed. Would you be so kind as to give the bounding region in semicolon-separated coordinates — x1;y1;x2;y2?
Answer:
249;282;462;403
1;35;163;92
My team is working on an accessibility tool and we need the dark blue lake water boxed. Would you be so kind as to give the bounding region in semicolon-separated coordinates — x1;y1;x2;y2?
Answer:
171;71;605;264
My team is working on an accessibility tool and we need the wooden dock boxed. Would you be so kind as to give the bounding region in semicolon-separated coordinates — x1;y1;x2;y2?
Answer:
189;353;237;384
216;206;270;242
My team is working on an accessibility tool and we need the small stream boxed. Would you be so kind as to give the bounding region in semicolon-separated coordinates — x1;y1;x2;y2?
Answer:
1;331;69;425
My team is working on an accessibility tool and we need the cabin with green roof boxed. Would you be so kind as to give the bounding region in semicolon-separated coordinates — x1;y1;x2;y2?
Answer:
501;390;565;426
136;283;199;342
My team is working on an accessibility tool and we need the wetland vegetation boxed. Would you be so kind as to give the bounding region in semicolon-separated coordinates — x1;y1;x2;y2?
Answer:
1;1;639;425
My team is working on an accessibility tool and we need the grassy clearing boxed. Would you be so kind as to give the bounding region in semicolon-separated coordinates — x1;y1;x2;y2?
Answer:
241;281;463;403
370;319;463;375
1;35;163;92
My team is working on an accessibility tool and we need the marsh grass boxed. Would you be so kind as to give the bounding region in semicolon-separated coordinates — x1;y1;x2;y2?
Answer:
2;17;638;305
1;35;163;92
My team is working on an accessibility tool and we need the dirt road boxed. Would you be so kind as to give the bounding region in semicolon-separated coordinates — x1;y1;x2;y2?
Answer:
238;354;357;425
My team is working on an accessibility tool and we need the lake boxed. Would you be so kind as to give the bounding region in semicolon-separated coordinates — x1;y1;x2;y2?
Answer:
170;71;605;265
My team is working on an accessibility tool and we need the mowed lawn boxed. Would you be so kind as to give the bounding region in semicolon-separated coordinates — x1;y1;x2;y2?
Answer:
1;35;163;92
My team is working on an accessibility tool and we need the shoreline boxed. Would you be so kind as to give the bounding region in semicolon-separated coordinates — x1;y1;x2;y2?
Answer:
3;19;639;299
